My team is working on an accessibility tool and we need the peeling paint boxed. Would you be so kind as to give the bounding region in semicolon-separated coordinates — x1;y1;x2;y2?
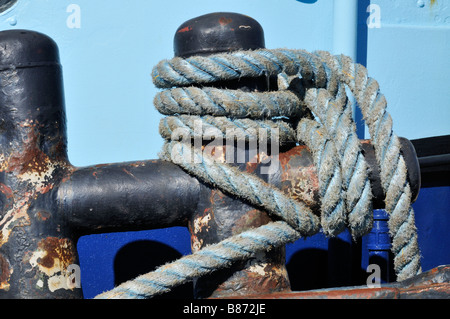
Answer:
0;154;7;172
0;32;83;298
191;234;203;253
29;237;75;277
28;237;79;292
129;161;147;168
0;183;13;199
0;198;31;248
177;26;192;33
245;251;287;279
232;209;271;235
0;253;12;291
36;279;44;288
36;211;51;222
17;161;57;194
219;17;232;26
48;274;70;292
1;120;65;196
193;212;212;234
279;146;320;214
248;263;267;276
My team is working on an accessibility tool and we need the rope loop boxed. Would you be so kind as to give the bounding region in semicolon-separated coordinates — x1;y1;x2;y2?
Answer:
96;48;421;299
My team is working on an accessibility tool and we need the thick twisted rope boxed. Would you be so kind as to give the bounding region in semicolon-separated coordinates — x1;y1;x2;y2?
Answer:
96;48;421;298
96;221;300;299
155;87;305;119
303;87;373;239
159;115;296;146
159;140;320;236
331;54;422;280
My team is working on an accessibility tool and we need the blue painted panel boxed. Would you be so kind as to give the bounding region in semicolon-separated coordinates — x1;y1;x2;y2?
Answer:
366;25;450;140
77;227;191;299
413;186;450;272
365;0;450;140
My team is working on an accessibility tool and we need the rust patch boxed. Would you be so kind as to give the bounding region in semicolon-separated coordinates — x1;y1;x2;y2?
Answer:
279;145;320;214
246;151;265;174
219;17;232;26
231;282;450;299
232;209;271;235
204;145;227;163
129;161;146;168
0;198;31;248
0;253;11;291
209;188;227;207
177;26;192;33
122;168;139;180
210;251;291;298
38;183;54;195
0;154;8;172
192;209;212;234
1;120;64;195
246;162;258;174
278;145;309;171
245;261;290;295
30;237;75;277
284;169;319;209
7;121;51;176
190;208;213;252
225;266;450;299
0;183;13;199
36;211;51;222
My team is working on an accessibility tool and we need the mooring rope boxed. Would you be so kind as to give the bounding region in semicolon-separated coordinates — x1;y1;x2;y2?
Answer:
95;48;421;299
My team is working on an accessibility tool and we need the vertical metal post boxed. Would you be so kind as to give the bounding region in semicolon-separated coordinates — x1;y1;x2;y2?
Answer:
366;209;392;283
329;0;361;288
333;0;358;59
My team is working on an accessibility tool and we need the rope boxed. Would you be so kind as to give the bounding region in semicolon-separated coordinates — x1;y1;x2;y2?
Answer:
95;221;299;299
332;54;422;280
95;48;421;299
303;87;373;239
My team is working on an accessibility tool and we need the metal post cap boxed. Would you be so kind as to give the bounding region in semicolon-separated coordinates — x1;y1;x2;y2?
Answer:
173;12;265;58
0;29;60;70
398;137;421;203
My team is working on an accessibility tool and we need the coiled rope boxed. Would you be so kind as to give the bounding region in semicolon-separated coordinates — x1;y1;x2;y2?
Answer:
95;48;421;299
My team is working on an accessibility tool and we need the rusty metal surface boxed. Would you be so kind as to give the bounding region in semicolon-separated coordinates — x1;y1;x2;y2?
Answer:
191;144;319;298
224;265;450;299
0;30;80;298
279;145;320;214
